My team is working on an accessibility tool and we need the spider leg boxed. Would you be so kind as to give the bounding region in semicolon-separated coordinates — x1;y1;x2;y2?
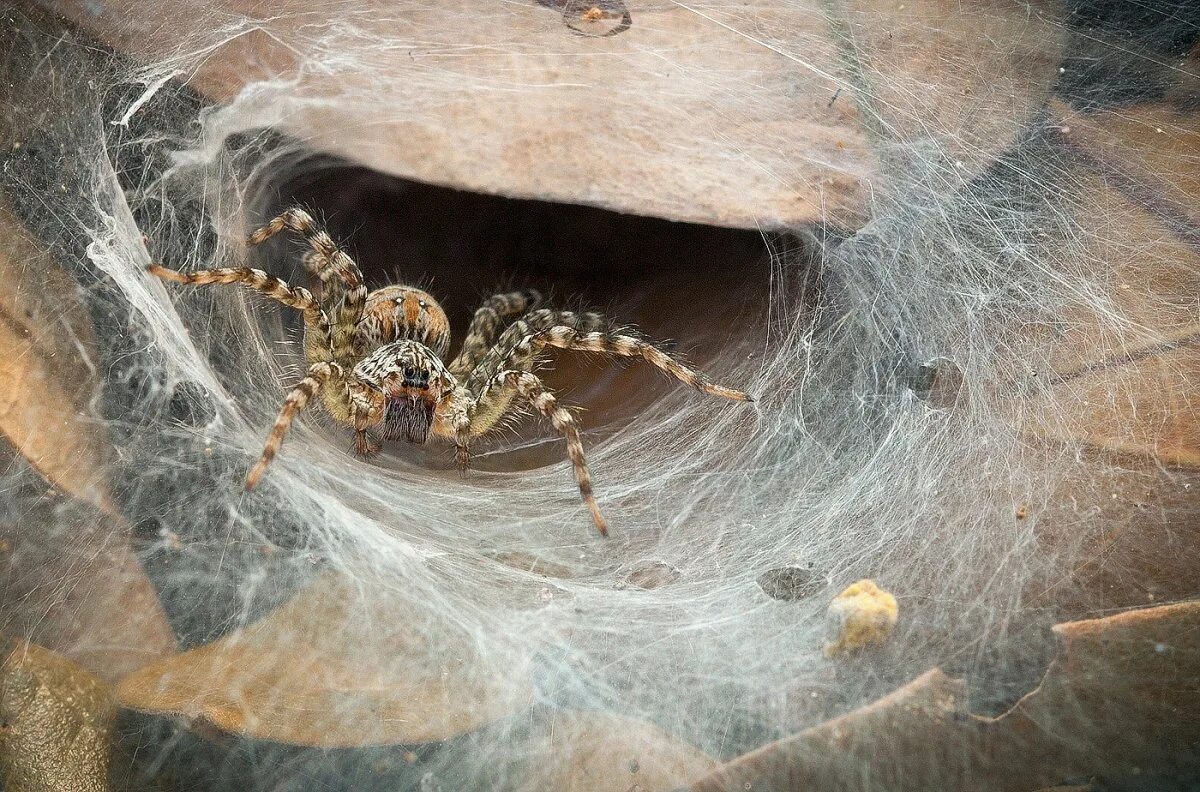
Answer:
465;311;751;402
466;370;607;537
463;309;609;393
354;430;381;457
299;249;345;303
245;206;367;365
350;385;384;457
148;264;331;343
300;249;343;288
535;327;752;402
448;289;543;378
245;362;341;489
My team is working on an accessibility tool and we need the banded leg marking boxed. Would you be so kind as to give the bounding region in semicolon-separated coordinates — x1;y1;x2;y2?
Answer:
245;362;341;489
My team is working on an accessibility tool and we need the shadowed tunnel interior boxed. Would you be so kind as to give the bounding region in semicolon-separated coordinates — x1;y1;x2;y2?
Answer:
253;164;783;471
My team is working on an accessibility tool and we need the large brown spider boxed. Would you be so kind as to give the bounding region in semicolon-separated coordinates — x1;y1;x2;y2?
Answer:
150;207;751;536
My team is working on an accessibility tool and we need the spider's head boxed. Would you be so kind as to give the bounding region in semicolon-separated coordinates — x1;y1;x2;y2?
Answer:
353;341;454;444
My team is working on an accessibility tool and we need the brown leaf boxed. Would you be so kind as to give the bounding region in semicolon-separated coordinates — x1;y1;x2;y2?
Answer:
1026;170;1200;469
0;495;177;685
0;204;114;515
688;601;1200;791
994;600;1200;780
117;573;534;746
0;641;116;792
45;0;1060;229
1055;100;1200;240
507;710;718;792
0;207;175;685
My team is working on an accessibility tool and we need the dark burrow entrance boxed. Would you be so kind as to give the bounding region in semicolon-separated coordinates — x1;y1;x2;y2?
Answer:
252;163;778;471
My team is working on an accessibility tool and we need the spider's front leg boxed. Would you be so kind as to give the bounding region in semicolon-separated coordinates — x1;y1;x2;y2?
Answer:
148;264;329;337
245;362;342;489
456;371;608;537
350;387;384;458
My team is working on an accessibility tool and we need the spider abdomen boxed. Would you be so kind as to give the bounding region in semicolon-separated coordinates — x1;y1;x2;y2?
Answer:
359;285;450;357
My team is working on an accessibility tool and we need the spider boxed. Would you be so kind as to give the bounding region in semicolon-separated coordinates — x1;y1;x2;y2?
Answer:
149;207;752;536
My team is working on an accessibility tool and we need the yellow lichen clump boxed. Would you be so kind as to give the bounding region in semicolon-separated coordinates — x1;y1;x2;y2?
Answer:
824;579;898;657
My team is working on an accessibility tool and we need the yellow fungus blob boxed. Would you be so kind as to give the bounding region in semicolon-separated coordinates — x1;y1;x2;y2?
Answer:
824;579;898;657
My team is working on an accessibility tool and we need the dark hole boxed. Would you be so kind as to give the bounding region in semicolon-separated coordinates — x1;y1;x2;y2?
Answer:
253;164;772;470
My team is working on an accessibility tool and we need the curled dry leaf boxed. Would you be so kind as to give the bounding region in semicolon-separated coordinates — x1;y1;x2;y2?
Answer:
1025;105;1200;469
117;573;534;747
0;641;116;792
0;499;177;686
689;600;1200;792
505;710;718;792
0;203;114;515
46;0;1060;229
0;206;174;684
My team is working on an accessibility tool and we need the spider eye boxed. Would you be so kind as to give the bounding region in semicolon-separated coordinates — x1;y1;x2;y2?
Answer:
418;300;428;309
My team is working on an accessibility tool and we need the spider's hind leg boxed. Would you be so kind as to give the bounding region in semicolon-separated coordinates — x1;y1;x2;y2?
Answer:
463;308;609;393
449;289;543;378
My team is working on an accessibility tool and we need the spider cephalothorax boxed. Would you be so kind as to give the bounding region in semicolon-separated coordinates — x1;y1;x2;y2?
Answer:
150;206;751;536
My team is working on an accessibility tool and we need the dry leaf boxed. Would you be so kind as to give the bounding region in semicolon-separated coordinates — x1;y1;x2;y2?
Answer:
1054;100;1200;237
0;641;115;792
995;601;1200;781
117;573;534;746
0;207;175;684
45;0;1060;229
0;203;114;515
0;496;177;685
1026;168;1200;469
689;601;1200;791
505;710;718;792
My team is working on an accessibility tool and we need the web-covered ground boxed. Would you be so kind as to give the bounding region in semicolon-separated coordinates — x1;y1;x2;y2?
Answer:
1;0;1198;788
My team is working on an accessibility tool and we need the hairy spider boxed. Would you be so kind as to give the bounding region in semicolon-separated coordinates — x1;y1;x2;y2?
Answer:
150;207;751;536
